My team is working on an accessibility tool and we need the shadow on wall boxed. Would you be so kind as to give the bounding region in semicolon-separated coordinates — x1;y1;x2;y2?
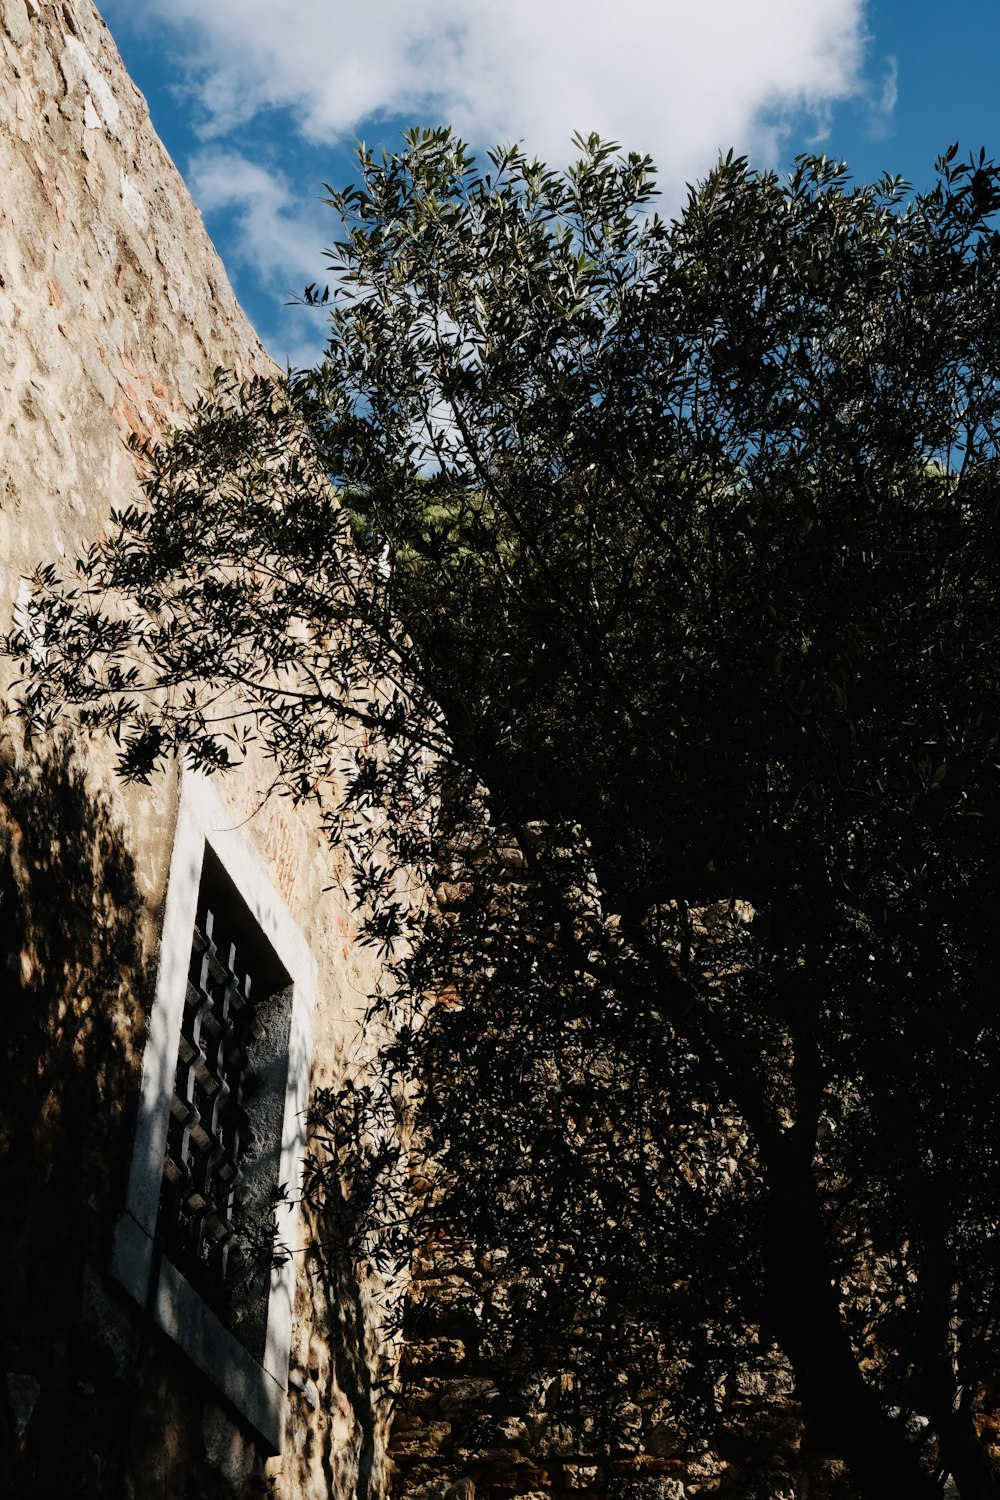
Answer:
0;738;150;1497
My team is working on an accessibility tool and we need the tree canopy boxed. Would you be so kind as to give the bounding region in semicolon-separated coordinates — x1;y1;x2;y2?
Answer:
12;129;1000;1498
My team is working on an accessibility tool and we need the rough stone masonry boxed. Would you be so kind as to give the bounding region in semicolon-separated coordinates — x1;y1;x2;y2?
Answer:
0;4;400;1496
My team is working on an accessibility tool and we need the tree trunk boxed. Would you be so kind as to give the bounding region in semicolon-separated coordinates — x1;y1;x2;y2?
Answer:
761;1139;941;1500
938;1411;1000;1500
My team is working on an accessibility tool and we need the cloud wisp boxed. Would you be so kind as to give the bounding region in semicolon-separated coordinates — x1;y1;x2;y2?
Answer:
186;149;333;365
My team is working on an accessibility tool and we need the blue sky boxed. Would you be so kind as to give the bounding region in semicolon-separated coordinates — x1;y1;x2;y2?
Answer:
100;0;1000;370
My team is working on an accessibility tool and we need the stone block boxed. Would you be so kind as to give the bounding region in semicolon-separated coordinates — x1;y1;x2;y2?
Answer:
391;1421;453;1459
608;1479;686;1500
2;0;30;48
495;1414;530;1442
438;1378;500;1415
644;1422;680;1459
564;1463;604;1489
534;1422;579;1458
401;1339;467;1370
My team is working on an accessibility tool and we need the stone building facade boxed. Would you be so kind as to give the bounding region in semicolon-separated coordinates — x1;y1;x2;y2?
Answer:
0;3;397;1495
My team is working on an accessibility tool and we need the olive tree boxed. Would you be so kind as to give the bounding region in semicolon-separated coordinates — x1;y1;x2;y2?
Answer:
12;130;1000;1498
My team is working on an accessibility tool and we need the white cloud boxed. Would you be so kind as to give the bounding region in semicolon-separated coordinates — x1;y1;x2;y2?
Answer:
186;149;332;364
109;0;873;193
187;150;327;285
104;0;890;362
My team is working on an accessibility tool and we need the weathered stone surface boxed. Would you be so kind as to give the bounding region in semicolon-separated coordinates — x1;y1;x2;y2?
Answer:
564;1465;604;1490
5;1373;41;1440
607;1481;686;1500
392;1421;454;1459
402;1341;468;1370
386;1156;889;1500
202;1405;256;1492
438;1379;501;1415
0;3;400;1497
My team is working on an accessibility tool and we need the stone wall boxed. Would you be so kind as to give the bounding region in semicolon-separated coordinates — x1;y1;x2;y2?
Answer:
0;3;397;1495
382;852;861;1500
389;1245;848;1500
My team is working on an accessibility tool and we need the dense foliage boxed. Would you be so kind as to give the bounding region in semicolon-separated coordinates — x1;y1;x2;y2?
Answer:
12;130;1000;1497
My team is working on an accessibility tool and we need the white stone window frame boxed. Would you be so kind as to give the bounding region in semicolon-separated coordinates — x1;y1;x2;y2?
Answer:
113;772;315;1453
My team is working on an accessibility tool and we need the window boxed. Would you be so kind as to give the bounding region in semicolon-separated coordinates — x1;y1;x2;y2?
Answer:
159;846;294;1360
113;775;315;1452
